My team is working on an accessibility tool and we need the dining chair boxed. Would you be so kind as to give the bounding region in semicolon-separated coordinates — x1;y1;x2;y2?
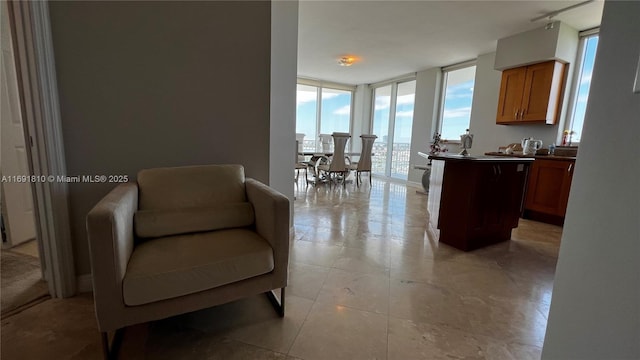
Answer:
317;132;351;187
318;134;333;153
295;140;308;183
349;134;377;186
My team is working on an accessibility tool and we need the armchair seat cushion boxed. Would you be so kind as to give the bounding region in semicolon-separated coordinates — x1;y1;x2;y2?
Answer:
123;228;274;306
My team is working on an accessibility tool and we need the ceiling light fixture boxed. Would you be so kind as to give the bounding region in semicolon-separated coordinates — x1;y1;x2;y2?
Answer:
530;0;595;22
338;56;357;67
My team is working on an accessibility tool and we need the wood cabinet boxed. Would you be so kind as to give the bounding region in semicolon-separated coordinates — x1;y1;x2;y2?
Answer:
428;156;533;251
496;60;566;125
523;158;575;225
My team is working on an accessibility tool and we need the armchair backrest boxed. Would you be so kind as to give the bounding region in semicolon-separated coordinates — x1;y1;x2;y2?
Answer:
137;164;247;210
134;165;254;239
357;135;377;171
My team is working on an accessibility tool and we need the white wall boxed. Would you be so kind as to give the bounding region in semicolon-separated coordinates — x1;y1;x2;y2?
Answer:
408;68;440;183
270;0;298;208
469;52;562;155
542;1;640;358
495;21;578;70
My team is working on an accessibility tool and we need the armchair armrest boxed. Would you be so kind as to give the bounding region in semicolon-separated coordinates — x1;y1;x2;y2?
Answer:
86;183;138;318
245;179;290;281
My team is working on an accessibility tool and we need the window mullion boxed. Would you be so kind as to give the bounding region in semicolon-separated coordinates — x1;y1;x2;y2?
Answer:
386;84;398;177
315;86;322;151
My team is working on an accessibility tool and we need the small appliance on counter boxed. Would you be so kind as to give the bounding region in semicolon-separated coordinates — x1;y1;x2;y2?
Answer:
522;138;543;155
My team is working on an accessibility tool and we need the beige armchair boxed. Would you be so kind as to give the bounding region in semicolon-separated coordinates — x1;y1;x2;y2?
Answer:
86;165;290;359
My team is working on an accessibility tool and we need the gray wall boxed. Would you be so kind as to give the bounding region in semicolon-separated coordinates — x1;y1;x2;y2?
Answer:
542;1;640;358
49;1;272;275
269;0;298;206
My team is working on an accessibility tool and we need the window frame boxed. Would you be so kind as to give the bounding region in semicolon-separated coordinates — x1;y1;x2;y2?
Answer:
368;77;417;179
563;29;599;145
436;60;477;142
296;78;355;151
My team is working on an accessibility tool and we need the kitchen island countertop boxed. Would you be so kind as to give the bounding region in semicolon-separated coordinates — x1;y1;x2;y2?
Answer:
484;152;576;161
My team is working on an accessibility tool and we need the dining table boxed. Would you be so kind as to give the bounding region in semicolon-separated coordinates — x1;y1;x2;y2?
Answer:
298;151;373;185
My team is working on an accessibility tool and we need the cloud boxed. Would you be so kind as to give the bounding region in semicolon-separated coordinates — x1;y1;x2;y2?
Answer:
322;93;339;101
395;110;414;118
396;94;415;105
579;72;592;86
445;92;473;100
296;91;317;105
333;105;351;115
443;106;471;119
296;91;340;105
575;94;590;105
374;96;391;110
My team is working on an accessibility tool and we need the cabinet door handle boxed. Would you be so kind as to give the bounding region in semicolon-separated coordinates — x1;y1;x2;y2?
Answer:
514;109;519;119
497;165;501;175
568;163;573;173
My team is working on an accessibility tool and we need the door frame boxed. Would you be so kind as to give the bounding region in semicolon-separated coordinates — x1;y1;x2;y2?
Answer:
8;0;76;298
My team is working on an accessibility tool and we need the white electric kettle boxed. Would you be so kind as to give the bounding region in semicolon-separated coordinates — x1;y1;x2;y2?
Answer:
522;138;543;155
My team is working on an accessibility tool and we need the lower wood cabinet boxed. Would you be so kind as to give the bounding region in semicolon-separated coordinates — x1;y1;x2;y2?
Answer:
523;158;575;225
428;157;532;251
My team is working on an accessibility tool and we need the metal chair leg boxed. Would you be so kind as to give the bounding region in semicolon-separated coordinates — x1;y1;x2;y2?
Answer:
101;328;124;360
266;288;285;317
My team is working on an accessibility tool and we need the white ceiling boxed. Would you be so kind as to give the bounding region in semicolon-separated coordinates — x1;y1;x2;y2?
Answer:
297;0;604;85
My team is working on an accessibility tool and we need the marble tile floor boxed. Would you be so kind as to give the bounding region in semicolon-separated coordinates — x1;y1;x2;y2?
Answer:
0;177;562;359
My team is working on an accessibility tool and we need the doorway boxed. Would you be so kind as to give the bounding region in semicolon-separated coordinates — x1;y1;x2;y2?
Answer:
0;0;49;317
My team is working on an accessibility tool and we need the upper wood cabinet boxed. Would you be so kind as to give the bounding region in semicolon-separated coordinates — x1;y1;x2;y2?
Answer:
496;60;566;125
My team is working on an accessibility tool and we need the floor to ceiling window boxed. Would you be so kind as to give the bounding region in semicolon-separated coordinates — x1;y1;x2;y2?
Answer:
296;81;354;151
371;79;416;180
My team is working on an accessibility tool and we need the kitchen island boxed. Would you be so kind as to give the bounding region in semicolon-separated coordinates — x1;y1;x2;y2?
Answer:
427;154;534;251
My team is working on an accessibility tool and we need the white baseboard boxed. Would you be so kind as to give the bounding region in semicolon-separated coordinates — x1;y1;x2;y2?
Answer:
76;274;93;293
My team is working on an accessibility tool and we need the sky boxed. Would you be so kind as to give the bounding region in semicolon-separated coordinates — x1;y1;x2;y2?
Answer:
440;66;476;141
569;35;599;143
371;82;416;145
296;85;351;147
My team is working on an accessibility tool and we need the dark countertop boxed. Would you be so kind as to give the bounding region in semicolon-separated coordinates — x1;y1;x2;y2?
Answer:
484;152;577;161
428;154;534;162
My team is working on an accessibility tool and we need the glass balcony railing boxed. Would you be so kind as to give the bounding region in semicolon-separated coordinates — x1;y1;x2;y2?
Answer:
300;140;411;180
